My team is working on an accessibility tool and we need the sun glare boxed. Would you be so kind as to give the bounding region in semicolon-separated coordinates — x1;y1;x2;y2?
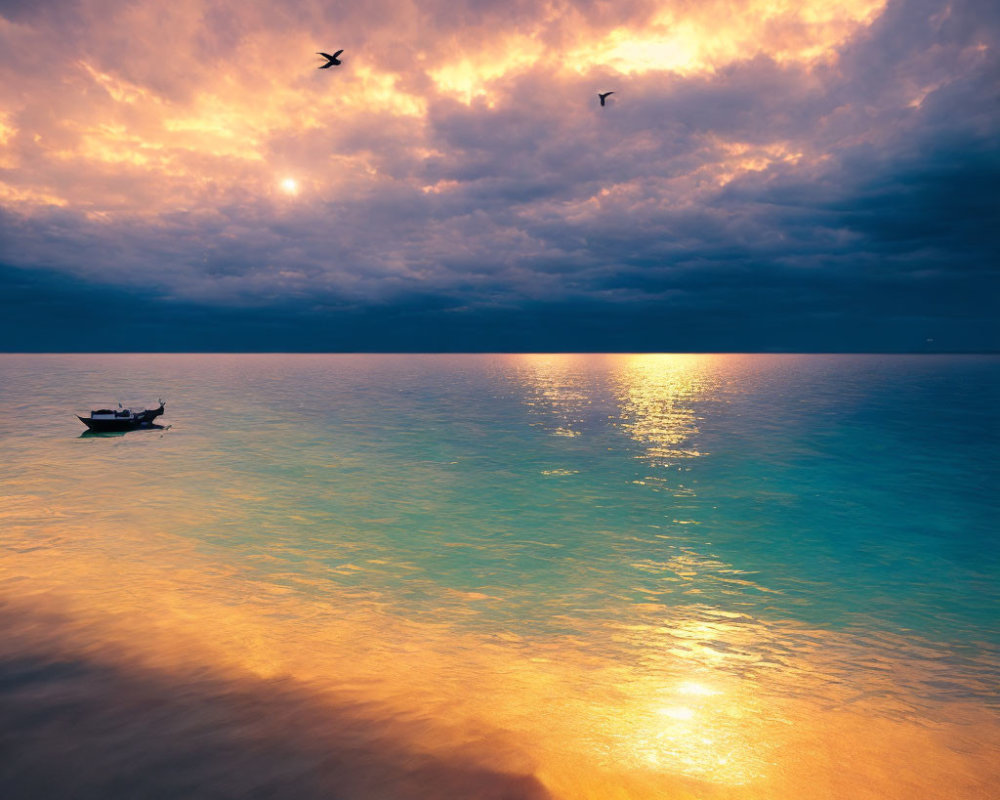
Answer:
280;177;299;194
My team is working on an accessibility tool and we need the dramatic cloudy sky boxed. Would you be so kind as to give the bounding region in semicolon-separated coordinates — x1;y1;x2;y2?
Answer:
0;0;997;350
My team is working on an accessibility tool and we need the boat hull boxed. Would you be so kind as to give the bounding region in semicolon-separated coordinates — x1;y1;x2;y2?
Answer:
77;416;161;432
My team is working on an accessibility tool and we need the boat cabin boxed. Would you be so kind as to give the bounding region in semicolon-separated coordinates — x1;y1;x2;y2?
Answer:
88;409;137;419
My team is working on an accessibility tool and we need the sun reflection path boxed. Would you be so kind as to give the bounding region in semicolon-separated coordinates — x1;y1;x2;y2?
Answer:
606;681;768;785
503;355;774;784
584;609;782;786
613;354;723;467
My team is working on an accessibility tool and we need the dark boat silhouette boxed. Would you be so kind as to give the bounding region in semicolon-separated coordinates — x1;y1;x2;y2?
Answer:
78;401;165;432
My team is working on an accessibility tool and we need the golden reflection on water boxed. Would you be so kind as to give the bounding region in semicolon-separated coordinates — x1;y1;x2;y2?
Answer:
612;354;722;465
511;354;601;439
510;352;721;465
495;354;999;797
4;516;997;799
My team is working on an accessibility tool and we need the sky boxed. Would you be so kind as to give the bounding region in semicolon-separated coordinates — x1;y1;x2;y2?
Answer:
0;0;997;352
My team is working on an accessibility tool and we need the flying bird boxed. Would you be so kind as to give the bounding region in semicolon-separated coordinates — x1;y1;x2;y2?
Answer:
317;50;343;68
598;91;614;106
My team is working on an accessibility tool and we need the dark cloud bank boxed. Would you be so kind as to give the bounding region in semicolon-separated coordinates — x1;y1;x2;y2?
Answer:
2;254;993;352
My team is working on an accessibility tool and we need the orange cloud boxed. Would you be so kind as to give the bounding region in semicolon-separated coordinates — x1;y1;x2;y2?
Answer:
0;0;890;220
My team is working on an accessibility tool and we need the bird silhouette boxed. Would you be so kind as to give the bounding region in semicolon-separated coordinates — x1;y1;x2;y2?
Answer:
598;91;614;106
317;50;343;68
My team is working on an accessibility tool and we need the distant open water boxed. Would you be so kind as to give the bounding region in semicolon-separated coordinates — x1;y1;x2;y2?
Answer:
0;354;997;799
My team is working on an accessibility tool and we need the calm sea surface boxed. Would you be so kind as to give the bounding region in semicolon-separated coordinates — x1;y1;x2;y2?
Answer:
1;354;997;799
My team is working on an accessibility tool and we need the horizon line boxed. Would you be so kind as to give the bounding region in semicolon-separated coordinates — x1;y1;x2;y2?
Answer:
2;351;997;357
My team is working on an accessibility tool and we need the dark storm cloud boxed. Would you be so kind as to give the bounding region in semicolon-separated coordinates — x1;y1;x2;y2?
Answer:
3;255;994;352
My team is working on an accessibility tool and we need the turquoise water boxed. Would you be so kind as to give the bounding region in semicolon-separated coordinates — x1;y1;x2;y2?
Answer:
1;354;997;798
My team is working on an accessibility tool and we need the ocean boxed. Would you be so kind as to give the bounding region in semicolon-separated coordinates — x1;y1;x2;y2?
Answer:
1;354;997;799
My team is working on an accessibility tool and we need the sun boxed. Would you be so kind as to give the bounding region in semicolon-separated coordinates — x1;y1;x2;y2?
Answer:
280;177;299;194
